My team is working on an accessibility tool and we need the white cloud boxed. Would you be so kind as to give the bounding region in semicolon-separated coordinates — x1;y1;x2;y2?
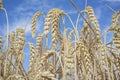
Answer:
9;17;44;35
8;0;77;35
10;17;31;34
8;0;52;35
14;0;54;15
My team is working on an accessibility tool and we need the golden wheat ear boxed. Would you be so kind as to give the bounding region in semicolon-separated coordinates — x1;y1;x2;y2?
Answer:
31;11;43;38
16;28;25;51
44;8;64;50
44;8;57;35
85;6;101;43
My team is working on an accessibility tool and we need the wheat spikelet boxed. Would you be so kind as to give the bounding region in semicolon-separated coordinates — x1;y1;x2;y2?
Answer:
0;0;2;10
68;30;75;41
114;55;120;77
44;9;56;35
112;13;118;25
100;45;106;69
44;17;51;35
112;10;120;25
64;54;75;80
36;34;43;57
27;42;36;78
112;38;120;51
107;25;115;31
116;11;120;26
108;11;120;32
107;25;120;38
0;36;2;49
9;32;16;44
31;11;42;38
114;27;120;38
116;55;120;76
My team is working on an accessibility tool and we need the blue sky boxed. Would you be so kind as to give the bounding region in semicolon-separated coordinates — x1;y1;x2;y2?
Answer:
0;0;120;71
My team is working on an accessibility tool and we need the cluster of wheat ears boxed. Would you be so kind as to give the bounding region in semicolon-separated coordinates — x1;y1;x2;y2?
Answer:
0;1;120;80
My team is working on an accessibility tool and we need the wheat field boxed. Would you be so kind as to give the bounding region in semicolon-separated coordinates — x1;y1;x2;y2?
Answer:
0;0;120;80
